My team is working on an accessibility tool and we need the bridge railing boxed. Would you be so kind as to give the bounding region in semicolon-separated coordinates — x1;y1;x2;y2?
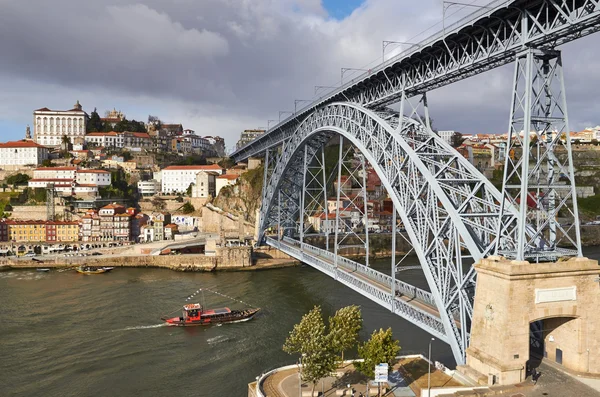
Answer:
268;237;448;340
279;237;435;307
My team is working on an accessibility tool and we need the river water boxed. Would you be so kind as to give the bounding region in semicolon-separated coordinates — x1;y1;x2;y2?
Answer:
2;248;599;396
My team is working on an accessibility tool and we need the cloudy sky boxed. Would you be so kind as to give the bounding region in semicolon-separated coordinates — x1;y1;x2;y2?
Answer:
0;0;599;152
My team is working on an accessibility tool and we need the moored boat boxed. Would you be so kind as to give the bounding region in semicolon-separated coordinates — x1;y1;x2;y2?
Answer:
162;303;260;327
76;266;109;274
36;268;50;272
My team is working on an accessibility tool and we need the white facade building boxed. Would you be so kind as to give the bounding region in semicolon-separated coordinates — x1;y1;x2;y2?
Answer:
75;170;111;187
34;101;88;147
215;174;239;197
28;167;109;196
0;140;49;169
138;180;161;196
438;130;457;144
160;164;223;194
191;171;217;198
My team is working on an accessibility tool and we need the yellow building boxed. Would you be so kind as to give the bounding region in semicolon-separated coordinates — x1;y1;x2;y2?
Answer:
7;220;47;243
6;220;79;243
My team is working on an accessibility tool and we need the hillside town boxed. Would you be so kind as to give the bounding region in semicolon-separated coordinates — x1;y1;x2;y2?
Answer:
2;100;600;256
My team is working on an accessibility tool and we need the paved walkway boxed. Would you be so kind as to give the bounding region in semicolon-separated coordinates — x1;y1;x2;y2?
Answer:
519;362;600;397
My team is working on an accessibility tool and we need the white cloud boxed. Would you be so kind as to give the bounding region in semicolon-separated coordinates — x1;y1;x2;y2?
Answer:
0;0;598;147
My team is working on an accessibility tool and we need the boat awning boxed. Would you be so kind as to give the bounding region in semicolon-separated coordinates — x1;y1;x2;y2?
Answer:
202;308;231;316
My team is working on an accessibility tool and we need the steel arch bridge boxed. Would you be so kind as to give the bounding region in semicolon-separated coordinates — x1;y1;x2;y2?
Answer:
231;0;595;365
259;102;520;362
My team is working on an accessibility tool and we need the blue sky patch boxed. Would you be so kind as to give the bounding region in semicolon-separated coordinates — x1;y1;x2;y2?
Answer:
322;0;365;19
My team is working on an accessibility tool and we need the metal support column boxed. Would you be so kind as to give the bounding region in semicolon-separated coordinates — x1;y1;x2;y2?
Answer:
321;146;330;251
496;48;582;260
299;146;308;244
391;203;397;311
361;153;370;268
277;190;282;242
333;136;344;270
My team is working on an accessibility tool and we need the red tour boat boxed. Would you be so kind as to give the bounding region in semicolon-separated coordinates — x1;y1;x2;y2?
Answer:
162;303;260;327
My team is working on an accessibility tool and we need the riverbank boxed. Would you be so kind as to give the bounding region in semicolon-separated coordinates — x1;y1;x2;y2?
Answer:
1;245;300;273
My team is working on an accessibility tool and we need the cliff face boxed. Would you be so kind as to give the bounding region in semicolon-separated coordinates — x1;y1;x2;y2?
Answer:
213;166;263;224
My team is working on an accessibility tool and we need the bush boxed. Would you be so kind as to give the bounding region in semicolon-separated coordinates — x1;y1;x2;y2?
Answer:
6;173;30;186
181;202;195;214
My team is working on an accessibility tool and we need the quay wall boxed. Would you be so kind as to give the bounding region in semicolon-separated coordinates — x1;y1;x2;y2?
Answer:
6;246;253;272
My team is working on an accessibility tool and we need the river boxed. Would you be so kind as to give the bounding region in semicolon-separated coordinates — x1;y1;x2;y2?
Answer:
2;248;599;396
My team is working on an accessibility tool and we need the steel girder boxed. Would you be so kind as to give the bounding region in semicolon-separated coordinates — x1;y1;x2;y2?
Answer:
232;0;600;162
267;236;448;342
258;102;516;364
496;48;582;261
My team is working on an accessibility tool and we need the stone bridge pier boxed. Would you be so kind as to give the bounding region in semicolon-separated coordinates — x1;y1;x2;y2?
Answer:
465;256;600;385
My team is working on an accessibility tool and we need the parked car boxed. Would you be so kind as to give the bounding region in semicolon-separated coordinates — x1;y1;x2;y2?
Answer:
24;252;36;257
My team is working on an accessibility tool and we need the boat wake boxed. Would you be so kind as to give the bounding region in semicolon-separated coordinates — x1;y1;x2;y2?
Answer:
207;335;234;345
112;324;167;332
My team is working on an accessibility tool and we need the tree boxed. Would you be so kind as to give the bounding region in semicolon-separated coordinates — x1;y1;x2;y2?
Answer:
41;159;53;167
61;135;72;152
87;108;104;132
283;306;337;396
355;328;400;378
451;132;466;148
148;115;162;131
329;305;362;363
186;183;194;197
6;173;30;186
122;151;133;161
151;197;166;211
181;202;195;214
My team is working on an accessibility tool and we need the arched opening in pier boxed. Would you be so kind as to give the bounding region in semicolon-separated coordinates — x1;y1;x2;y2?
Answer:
529;316;579;373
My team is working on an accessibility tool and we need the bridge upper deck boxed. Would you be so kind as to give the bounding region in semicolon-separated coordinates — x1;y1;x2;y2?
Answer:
232;0;600;161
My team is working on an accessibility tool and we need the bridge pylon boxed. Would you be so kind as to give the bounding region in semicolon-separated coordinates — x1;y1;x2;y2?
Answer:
496;48;582;261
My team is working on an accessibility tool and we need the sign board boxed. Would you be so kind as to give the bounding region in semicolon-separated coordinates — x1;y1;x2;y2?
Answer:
374;363;388;383
535;286;576;304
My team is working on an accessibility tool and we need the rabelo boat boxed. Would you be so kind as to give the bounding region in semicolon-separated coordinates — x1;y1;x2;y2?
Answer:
162;303;260;326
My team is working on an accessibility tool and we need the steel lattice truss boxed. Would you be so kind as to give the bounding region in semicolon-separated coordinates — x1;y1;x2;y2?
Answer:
496;48;582;260
258;103;517;363
232;0;600;161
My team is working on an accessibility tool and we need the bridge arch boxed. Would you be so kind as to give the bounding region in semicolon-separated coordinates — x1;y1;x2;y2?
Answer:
259;102;514;363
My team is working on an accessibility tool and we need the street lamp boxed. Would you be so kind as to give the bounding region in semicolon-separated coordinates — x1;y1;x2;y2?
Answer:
442;1;492;36
314;85;338;95
279;111;293;122
294;99;312;113
382;40;421;63
428;337;435;397
341;68;368;85
299;353;306;397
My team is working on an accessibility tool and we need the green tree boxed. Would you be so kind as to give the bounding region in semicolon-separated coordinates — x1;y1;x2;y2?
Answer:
151;197;166;211
6;173;30;186
329;305;362;363
181;202;195;214
186;183;194;197
451;132;466;148
41;159;53;167
355;328;400;378
283;306;337;396
122;151;133;161
87;108;104;132
61;135;72;152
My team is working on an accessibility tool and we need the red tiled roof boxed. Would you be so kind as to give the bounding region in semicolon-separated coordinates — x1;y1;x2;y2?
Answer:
163;164;222;171
86;131;119;137
132;132;151;138
217;174;238;180
76;169;110;174
34;166;77;171
29;178;74;182
0;140;48;148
